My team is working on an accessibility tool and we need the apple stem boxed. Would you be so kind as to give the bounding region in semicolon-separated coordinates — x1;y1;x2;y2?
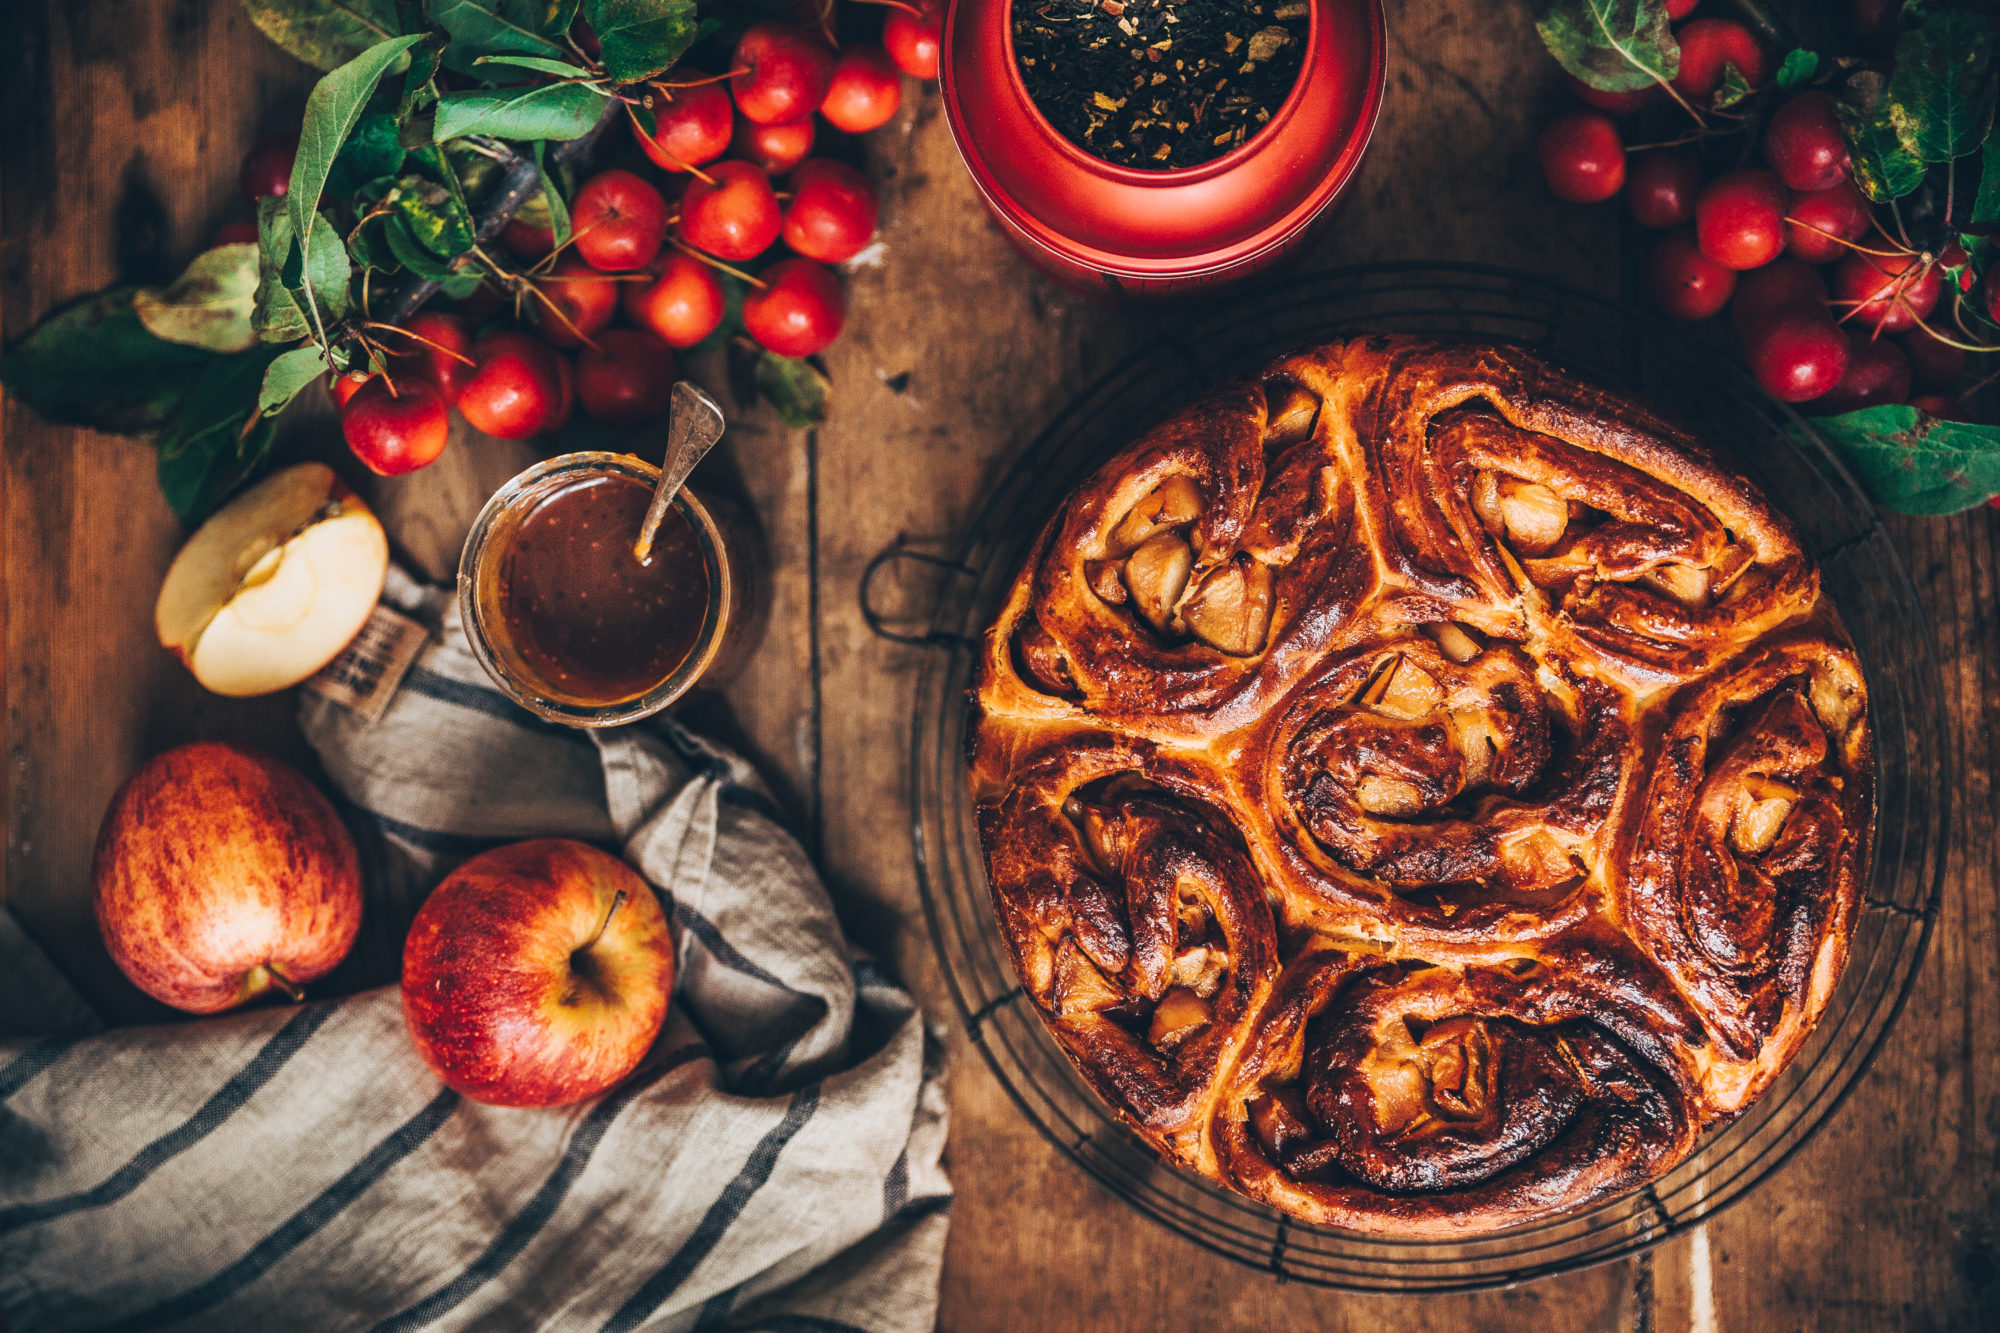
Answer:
266;966;305;1003
581;888;628;953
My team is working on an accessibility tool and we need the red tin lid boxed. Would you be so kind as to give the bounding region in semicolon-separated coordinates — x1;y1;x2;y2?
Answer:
941;0;1386;282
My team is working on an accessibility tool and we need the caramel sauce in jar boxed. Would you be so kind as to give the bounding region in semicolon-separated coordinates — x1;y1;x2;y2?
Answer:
460;453;763;727
497;474;709;704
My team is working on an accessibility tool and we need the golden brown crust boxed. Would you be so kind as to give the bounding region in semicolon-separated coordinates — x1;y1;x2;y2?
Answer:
969;337;1872;1235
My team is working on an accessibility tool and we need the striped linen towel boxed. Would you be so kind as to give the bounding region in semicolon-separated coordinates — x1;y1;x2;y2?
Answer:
0;570;951;1332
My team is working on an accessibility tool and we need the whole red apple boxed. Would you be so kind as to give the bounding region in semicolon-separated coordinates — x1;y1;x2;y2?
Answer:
401;839;673;1108
92;742;362;1013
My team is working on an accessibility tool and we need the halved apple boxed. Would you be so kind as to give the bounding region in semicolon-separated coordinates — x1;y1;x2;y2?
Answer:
156;462;389;697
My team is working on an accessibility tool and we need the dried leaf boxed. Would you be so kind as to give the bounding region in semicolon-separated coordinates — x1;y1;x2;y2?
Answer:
134;244;263;353
241;0;401;71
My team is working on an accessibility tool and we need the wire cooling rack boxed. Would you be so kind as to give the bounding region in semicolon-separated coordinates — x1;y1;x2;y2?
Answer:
881;263;1947;1292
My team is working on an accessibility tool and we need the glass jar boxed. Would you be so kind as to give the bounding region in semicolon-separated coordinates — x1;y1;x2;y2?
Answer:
458;452;760;727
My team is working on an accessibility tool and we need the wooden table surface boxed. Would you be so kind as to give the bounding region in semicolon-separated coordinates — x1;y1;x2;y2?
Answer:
5;3;1996;1330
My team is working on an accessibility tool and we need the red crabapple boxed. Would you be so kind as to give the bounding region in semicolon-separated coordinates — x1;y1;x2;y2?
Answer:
1648;228;1737;320
820;44;903;134
782;159;879;264
884;0;944;80
1671;19;1767;103
1763;92;1850;192
1626;148;1701;228
576;329;677;426
458;332;565;439
743;258;846;358
1695;169;1787;270
1830;251;1941;336
1537;109;1626;204
534;253;620;348
571;170;671;272
341;378;450;475
1810;332;1911;413
1744;303;1850;403
1731;258;1829;340
731;24;836;125
397;311;474;406
625;254;727;348
634;78;734;172
1785;179;1871;264
679;161;783;261
732;116;815;174
240;133;298;201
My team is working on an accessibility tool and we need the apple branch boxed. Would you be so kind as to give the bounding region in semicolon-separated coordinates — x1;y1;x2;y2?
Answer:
375;100;621;329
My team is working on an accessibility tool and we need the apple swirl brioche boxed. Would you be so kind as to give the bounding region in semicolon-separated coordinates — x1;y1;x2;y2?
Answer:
968;337;1871;1234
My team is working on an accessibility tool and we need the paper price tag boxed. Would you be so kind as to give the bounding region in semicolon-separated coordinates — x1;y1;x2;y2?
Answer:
304;602;429;723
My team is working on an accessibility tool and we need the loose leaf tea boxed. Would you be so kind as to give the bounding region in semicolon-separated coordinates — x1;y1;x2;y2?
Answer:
1013;0;1309;170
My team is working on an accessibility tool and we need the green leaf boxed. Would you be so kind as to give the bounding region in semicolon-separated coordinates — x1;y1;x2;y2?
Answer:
754;352;831;428
1973;135;2000;227
1838;70;1926;202
1888;10;1996;165
1776;48;1819;91
347;215;392;270
472;52;593;77
433;80;607;140
257;344;334;417
326;108;407;199
134;244;263;353
1808;404;2000;515
535;0;580;38
531;139;571;245
1712;62;1754;112
156;348;288;522
382;212;459;276
289;34;426;276
254;198;312;341
391;172;477;256
1534;0;1678;94
255;197;351;337
426;0;565;74
582;0;699;85
0;287;217;433
397;31;446;125
241;0;401;71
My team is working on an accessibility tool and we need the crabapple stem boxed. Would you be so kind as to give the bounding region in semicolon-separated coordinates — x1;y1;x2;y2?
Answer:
364;320;475;365
1781;217;1902;259
667;235;769;289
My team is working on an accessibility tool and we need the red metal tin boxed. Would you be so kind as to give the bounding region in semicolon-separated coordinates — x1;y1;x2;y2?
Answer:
940;0;1386;299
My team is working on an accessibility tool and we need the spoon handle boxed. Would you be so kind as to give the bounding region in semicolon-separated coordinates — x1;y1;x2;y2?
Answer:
633;381;726;563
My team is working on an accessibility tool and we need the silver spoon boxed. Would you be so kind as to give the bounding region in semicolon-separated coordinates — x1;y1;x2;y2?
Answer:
632;381;725;563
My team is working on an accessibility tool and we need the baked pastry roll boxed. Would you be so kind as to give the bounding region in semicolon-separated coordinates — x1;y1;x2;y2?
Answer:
969;337;1870;1234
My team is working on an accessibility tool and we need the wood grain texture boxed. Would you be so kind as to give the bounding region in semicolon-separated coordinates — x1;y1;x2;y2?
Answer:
0;0;1993;1329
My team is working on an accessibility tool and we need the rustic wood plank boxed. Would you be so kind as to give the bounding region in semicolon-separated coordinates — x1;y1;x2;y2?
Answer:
0;0;1992;1326
0;0;322;1025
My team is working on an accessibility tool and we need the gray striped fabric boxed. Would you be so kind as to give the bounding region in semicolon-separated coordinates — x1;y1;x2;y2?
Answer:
0;572;951;1332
